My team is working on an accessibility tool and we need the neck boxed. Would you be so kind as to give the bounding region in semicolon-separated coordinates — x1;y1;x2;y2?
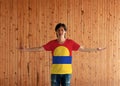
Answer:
57;36;66;43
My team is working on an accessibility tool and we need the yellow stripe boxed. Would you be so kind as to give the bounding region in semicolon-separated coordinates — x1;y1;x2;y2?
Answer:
51;64;72;74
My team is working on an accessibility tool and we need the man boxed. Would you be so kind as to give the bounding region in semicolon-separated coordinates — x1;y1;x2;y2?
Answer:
19;23;106;86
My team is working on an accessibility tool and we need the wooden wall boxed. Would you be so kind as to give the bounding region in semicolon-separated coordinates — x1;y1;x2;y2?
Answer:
0;0;120;86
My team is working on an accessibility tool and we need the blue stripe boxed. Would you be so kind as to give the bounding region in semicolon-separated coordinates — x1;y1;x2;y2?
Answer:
52;56;72;64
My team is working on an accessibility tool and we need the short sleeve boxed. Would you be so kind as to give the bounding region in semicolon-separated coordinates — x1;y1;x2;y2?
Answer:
71;40;80;51
43;40;54;51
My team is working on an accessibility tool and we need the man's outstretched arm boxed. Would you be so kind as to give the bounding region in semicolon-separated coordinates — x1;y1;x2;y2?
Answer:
79;46;106;52
18;46;45;52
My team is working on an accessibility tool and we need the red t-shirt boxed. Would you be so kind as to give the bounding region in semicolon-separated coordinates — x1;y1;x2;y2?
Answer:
43;39;80;74
43;39;80;55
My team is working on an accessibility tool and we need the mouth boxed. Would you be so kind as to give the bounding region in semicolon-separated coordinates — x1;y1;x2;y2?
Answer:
59;33;63;36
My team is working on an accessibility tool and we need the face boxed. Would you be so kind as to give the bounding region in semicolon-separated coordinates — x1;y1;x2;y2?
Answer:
56;27;66;37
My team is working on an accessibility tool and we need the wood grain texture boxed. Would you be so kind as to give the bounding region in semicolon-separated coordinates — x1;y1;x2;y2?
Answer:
0;0;120;86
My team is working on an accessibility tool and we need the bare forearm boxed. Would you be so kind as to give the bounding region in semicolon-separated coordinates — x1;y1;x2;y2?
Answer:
19;46;45;52
80;48;97;52
79;46;106;52
23;47;41;52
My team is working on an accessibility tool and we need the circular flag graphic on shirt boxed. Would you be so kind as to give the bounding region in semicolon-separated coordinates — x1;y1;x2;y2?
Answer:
52;46;72;74
53;46;70;56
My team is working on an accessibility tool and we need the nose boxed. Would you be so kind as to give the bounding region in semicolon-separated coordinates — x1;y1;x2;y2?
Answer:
57;30;62;33
59;30;63;33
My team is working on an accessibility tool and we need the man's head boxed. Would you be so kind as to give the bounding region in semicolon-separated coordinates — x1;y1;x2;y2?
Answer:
55;23;67;38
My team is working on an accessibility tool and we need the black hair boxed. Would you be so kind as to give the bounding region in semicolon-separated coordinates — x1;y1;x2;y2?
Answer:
55;23;67;32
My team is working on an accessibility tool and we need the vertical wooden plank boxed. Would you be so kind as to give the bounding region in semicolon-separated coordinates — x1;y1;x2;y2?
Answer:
106;0;114;85
73;0;82;86
1;0;11;85
22;0;30;86
116;0;120;86
28;0;38;85
97;0;107;85
35;0;43;85
36;0;46;86
17;0;27;85
44;0;51;86
112;0;120;86
8;0;18;85
58;0;67;24
89;0;99;85
39;0;47;85
0;0;6;85
109;0;115;85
